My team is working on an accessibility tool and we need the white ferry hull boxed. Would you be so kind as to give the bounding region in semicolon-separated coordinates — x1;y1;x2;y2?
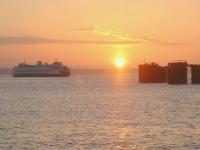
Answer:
13;72;70;77
12;61;71;77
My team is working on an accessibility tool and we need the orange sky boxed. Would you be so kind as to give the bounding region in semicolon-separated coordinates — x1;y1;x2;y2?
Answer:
0;0;200;68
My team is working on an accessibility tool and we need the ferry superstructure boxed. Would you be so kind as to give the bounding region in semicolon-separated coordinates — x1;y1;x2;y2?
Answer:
12;61;70;77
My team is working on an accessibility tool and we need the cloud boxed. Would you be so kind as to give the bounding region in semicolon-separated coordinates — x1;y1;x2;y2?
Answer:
0;27;181;46
72;26;182;46
140;36;181;46
94;30;133;40
0;36;141;45
73;26;133;40
68;40;142;45
0;36;65;45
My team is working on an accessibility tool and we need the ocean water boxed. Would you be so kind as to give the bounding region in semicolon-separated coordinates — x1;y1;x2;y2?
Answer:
0;74;200;150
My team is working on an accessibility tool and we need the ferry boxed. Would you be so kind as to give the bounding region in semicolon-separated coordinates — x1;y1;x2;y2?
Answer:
12;61;70;77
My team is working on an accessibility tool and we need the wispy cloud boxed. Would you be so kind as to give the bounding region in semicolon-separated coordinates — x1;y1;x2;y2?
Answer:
72;26;181;46
0;36;65;45
73;26;133;40
0;36;141;45
0;27;181;46
140;36;181;46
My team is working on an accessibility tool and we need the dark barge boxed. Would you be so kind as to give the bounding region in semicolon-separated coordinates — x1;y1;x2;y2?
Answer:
139;61;200;84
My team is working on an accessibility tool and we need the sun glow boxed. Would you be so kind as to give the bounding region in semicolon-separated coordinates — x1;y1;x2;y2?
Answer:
114;58;126;69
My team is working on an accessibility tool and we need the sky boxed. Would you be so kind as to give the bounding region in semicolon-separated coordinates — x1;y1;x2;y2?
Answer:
0;0;200;68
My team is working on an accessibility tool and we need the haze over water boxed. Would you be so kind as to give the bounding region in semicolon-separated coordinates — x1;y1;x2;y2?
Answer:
0;74;200;149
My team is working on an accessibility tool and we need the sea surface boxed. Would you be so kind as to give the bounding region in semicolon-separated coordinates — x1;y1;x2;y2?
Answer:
0;74;200;150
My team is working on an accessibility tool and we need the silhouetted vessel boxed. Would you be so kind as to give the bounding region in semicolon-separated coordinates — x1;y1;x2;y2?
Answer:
190;65;200;84
167;61;187;84
138;61;200;84
139;63;166;83
13;61;70;77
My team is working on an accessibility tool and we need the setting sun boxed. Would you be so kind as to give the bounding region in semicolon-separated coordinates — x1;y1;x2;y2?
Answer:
114;58;126;69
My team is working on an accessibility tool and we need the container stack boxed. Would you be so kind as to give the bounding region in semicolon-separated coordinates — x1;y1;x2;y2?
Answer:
139;63;166;83
167;62;188;84
190;65;200;84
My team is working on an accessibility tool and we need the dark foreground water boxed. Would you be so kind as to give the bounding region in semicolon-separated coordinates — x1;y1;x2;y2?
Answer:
0;74;200;150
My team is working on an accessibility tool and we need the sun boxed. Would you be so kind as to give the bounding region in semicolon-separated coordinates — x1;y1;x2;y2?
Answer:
114;58;126;69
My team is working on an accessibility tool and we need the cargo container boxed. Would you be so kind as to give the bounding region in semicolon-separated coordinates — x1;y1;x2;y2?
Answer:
190;65;200;84
139;63;166;83
167;62;187;84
